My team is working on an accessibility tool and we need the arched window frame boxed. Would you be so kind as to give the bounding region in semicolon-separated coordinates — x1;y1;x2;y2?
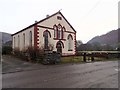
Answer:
18;35;20;49
56;40;64;48
58;24;62;39
62;26;66;31
14;37;15;48
53;25;58;38
67;34;73;51
23;33;25;50
43;30;51;49
62;26;66;39
29;31;32;47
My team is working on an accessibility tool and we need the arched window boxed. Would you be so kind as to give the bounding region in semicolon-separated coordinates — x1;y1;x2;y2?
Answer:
29;31;32;47
53;25;57;38
18;35;20;49
56;41;64;54
62;27;66;39
23;33;25;50
53;24;64;39
67;34;73;51
43;30;51;49
58;24;62;39
14;37;15;48
62;26;66;31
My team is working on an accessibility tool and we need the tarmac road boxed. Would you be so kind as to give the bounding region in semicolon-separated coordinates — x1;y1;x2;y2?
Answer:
2;55;119;88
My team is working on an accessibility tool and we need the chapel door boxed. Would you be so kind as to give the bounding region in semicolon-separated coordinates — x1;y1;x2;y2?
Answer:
57;42;62;54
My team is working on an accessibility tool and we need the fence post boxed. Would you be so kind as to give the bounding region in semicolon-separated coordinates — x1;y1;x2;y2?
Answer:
91;53;94;62
83;53;86;62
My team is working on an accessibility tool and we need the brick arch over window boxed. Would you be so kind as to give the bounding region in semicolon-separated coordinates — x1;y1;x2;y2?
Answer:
53;24;65;39
67;34;73;40
56;40;64;48
58;24;62;29
62;26;66;31
53;24;57;29
43;30;51;38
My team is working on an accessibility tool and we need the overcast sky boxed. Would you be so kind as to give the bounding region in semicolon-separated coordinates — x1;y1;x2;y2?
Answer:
0;0;119;43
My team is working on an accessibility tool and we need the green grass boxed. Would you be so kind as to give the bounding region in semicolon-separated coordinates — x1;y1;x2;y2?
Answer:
61;56;83;64
61;56;119;64
78;51;119;53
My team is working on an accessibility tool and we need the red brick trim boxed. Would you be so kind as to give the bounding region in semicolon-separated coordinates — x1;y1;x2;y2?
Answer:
67;34;73;40
38;25;75;35
34;24;39;49
62;26;66;31
74;32;77;55
53;38;66;41
56;41;64;48
65;31;75;34
38;25;53;30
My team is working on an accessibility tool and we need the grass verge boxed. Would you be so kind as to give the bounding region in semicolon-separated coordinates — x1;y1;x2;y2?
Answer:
61;56;119;64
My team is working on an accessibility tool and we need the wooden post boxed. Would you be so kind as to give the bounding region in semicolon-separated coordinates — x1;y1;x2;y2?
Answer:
83;53;86;62
91;53;94;61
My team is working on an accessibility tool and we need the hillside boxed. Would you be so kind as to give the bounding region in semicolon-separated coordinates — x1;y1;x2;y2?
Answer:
87;29;119;46
1;32;12;46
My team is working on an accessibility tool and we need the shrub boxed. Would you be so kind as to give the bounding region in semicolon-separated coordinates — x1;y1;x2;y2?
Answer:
2;46;12;55
12;44;54;63
25;46;45;62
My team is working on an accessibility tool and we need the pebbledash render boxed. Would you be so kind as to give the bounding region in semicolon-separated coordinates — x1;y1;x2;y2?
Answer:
12;11;77;56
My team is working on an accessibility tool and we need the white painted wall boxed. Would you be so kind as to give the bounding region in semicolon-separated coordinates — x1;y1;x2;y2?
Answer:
37;13;76;55
12;26;34;51
12;12;76;55
38;13;75;33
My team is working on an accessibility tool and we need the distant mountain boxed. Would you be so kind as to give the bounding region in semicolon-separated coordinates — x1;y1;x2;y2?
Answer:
87;29;119;46
1;32;12;46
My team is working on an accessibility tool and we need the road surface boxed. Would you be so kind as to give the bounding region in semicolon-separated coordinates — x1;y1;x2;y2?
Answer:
2;57;119;88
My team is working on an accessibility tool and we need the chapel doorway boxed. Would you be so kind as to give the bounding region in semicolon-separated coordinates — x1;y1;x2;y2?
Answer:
56;41;62;54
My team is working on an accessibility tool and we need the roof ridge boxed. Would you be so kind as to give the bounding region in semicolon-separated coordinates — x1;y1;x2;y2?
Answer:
12;11;61;36
12;11;76;36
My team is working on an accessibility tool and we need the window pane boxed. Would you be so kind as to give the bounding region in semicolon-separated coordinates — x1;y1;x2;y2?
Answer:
23;34;25;50
29;31;32;47
14;37;15;48
58;30;60;39
54;30;57;38
44;32;48;49
18;35;20;49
